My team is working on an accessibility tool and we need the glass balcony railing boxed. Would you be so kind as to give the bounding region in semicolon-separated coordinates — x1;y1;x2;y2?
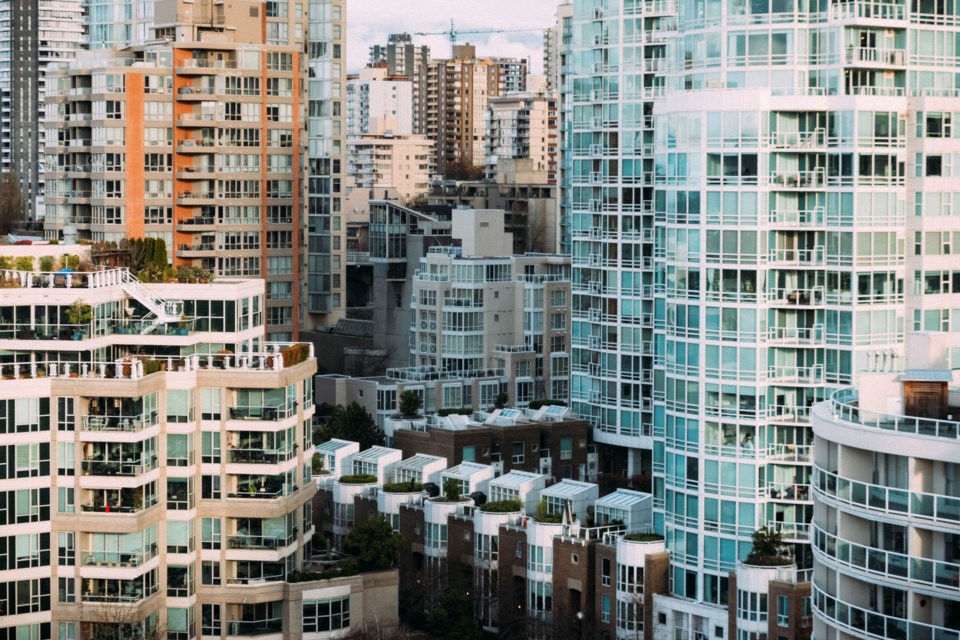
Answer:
814;467;960;526
828;388;960;441
227;619;283;636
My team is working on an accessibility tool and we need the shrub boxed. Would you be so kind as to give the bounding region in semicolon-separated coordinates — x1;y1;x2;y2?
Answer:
624;533;664;542
399;390;422;417
280;343;310;367
527;399;567;410
39;256;55;272
745;526;791;566
480;499;523;513
437;407;474;416
338;473;377;485
533;499;563;524
381;480;423;493
14;256;33;271
66;300;93;325
0;256;12;270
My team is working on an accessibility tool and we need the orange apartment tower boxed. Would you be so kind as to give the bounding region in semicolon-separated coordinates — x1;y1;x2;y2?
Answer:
42;0;314;340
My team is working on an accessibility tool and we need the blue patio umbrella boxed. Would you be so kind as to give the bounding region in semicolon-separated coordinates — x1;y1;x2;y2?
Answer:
58;267;74;274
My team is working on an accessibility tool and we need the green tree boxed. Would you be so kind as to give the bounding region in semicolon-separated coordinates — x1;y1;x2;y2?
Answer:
443;478;462;502
398;390;422;417
746;526;786;564
423;588;482;640
343;517;403;572
316;402;385;450
0;172;24;234
495;392;509;409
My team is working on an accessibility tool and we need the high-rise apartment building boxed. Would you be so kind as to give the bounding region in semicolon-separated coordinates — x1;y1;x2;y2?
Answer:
424;44;527;176
552;2;574;255
85;0;153;49
569;0;960;631
346;67;414;137
369;33;430;134
0;245;321;640
42;0;320;340
305;0;347;326
811;334;960;640
0;0;84;220
484;92;558;182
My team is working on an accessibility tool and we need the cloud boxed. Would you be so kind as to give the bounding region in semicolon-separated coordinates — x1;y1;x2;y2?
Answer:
346;0;561;74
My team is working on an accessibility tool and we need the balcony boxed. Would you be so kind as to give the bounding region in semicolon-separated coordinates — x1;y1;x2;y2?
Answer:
228;448;295;464
829;0;906;20
82;575;158;604
81;544;158;568
846;46;906;66
227;619;282;637
814;467;960;527
227;475;293;500
176;86;216;100
228;405;292;421
82;457;158;477
80;487;158;515
227;533;294;550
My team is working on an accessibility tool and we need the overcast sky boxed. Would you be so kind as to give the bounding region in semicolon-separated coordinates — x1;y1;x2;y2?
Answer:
346;0;563;76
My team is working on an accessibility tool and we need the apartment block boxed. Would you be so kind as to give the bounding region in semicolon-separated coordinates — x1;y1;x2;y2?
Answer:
811;334;960;640
567;0;960;629
485;92;559;183
410;209;571;404
304;0;347;325
423;44;527;175
1;0;84;220
368;33;430;135
346;136;435;204
41;1;311;341
0;245;411;640
346;66;414;136
386;405;597;482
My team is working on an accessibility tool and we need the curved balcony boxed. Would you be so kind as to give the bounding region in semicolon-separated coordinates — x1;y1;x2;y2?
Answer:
813;467;960;528
826;388;960;441
813;584;957;640
813;524;960;593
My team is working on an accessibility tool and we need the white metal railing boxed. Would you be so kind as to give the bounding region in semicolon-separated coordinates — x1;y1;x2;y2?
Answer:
813;523;960;593
828;388;960;441
814;466;960;527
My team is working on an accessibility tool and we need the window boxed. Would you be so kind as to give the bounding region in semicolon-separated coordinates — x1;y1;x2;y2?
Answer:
462;446;476;463
202;603;222;636
560;437;573;461
511;442;524;464
303;597;351;632
601;594;611;623
602;557;612;586
57;487;75;513
777;594;790;627
57;397;74;431
202;431;220;463
58;531;74;565
58;576;75;603
201;561;221;585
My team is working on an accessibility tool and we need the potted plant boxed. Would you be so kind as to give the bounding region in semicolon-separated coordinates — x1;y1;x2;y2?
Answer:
177;314;189;336
66;301;94;339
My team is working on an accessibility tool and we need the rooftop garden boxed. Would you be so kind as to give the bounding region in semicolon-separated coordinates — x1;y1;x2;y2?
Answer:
744;526;794;567
338;474;378;485
624;532;664;543
479;499;523;513
382;480;423;493
532;500;564;524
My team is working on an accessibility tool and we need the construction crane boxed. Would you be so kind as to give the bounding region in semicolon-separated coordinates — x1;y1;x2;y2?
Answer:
415;19;544;57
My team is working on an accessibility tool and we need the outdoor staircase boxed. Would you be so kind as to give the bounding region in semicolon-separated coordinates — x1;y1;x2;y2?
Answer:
118;270;184;334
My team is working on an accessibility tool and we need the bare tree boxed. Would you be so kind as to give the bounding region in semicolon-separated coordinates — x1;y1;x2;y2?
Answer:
0;172;24;234
81;605;167;640
344;342;397;377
